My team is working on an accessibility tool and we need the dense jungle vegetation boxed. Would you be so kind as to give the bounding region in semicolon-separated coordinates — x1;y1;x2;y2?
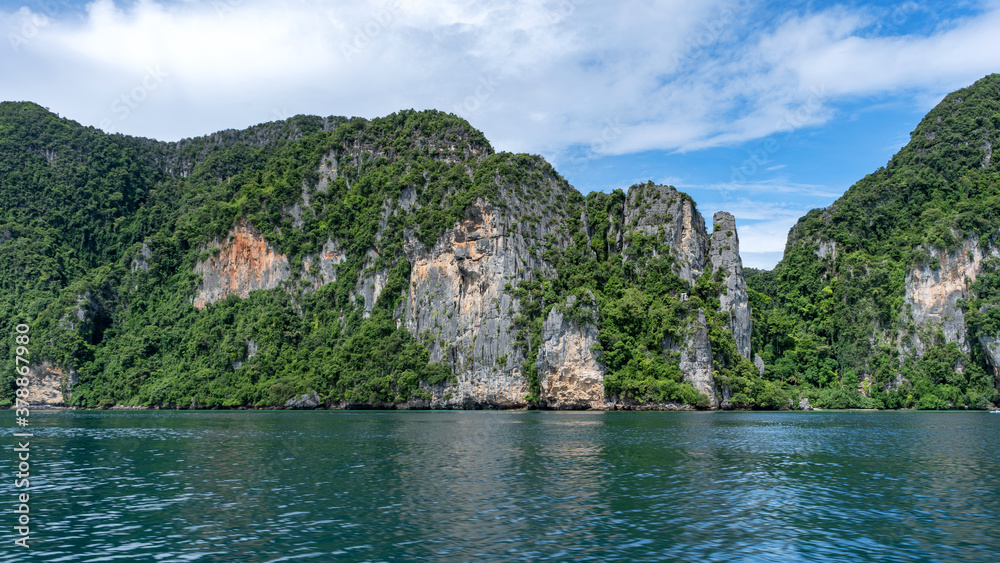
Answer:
0;102;728;408
2;73;999;410
746;74;1000;410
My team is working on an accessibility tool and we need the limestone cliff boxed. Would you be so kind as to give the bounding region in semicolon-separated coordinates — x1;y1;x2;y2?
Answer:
193;220;292;309
902;239;996;357
1;104;765;411
301;238;347;290
709;211;752;360
194;221;352;308
623;184;707;285
25;361;76;407
536;294;605;409
184;174;751;410
679;309;717;407
898;238;1000;383
336;182;748;409
753;75;1000;408
177;146;752;410
401;197;550;408
616;186;752;407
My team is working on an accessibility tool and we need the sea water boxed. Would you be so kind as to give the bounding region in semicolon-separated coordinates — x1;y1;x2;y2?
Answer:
2;410;998;562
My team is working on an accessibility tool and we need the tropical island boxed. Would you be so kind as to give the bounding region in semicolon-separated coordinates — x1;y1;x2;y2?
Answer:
3;75;1000;411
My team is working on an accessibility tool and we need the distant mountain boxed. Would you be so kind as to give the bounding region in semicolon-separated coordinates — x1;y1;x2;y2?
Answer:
748;74;1000;409
0;103;761;410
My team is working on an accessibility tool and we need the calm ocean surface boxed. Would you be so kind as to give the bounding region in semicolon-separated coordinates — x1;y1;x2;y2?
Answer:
2;410;999;562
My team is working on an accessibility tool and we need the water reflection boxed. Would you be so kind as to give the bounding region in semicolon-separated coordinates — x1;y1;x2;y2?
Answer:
1;411;998;562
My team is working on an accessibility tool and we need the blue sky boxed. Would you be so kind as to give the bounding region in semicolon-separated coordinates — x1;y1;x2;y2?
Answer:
2;1;999;268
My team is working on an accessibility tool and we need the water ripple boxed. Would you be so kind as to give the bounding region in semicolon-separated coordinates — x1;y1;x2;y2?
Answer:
1;411;998;561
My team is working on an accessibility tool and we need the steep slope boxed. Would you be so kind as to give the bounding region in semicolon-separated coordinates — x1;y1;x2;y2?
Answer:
750;74;1000;410
0;104;755;410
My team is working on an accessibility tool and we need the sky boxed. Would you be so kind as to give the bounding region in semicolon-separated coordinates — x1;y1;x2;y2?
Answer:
2;1;1000;268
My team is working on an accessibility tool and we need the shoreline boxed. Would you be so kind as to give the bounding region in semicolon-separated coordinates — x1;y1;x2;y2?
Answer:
8;404;992;413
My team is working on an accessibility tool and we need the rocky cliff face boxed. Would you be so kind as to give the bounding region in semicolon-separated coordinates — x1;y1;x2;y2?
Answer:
536;294;605;409
902;239;994;357
709;211;752;359
402;199;534;407
679;309;717;407
610;185;754;407
193;220;292;309
187;172;750;409
623;185;707;285
0;105;763;410
26;361;76;407
194;220;352;308
899;238;1000;383
301;238;347;290
810;234;1000;380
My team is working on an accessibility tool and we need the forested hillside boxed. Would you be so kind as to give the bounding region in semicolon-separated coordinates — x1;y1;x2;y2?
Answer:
5;74;1000;411
748;74;1000;410
0;102;758;409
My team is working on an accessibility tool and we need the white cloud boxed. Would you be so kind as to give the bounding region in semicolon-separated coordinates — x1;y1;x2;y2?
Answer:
699;196;829;269
741;251;784;270
3;1;992;269
688;180;843;199
0;0;997;156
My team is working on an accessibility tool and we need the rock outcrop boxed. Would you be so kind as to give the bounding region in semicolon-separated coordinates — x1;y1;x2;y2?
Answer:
285;391;322;409
188;177;751;409
131;241;152;273
709;211;752;359
902;238;998;357
402;200;536;408
623;185;707;285
301;238;347;290
536;294;605;409
26;361;76;407
193;220;292;309
680;309;717;407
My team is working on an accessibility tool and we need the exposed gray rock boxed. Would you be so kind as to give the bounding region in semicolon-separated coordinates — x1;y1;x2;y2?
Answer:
709;211;752;359
754;353;766;377
680;309;717;408
400;167;581;408
537;293;605;409
193;220;291;309
798;397;813;410
621;186;751;406
352;249;391;318
302;238;347;290
901;239;997;358
285;391;322;409
402;200;533;408
623;184;707;285
316;151;338;190
399;186;417;212
188;168;753;410
816;238;838;261
131;241;152;273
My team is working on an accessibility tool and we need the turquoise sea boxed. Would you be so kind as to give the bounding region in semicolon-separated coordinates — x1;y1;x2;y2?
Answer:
2;410;999;562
